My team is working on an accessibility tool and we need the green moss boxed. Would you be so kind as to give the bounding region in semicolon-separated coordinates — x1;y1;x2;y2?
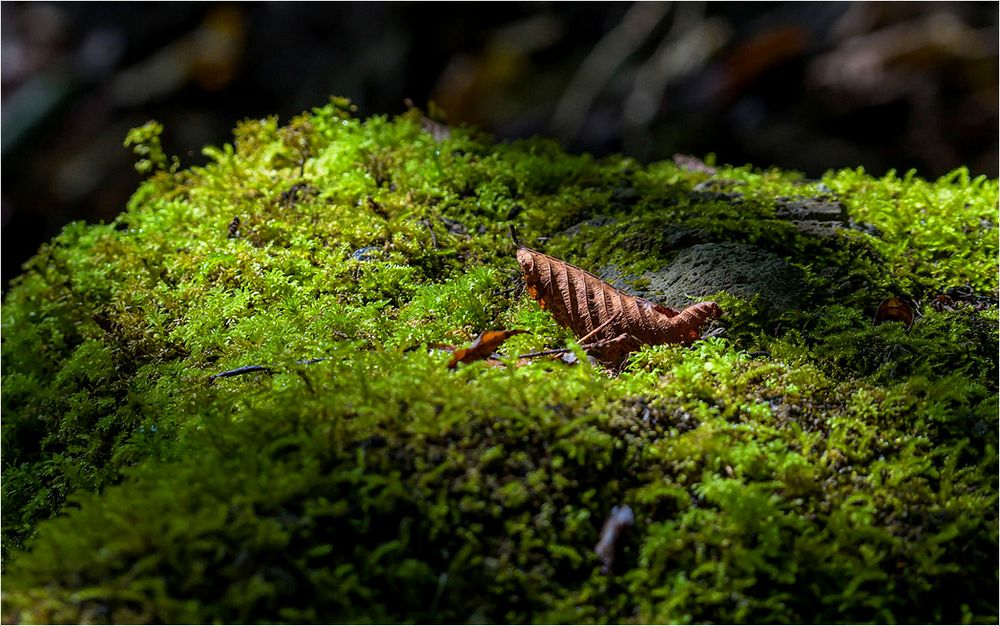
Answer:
824;167;999;294
2;98;997;624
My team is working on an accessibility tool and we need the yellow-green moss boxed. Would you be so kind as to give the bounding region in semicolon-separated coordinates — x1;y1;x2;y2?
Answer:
2;99;997;624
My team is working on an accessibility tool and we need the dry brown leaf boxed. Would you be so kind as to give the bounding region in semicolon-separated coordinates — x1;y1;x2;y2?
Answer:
874;297;915;329
516;246;721;366
447;329;527;369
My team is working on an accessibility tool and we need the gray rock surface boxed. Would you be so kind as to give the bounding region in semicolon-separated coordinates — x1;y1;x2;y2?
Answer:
561;215;617;239
604;242;808;311
774;197;846;221
570;191;857;312
774;196;847;237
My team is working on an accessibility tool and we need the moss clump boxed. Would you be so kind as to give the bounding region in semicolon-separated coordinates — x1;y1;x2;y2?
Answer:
2;99;997;624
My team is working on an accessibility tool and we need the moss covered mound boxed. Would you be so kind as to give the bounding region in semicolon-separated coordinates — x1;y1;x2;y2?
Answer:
2;99;998;624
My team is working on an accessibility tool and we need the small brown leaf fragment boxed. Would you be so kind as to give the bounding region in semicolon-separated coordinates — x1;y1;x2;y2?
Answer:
874;297;915;329
930;294;956;312
594;505;634;574
447;330;527;369
516;245;722;366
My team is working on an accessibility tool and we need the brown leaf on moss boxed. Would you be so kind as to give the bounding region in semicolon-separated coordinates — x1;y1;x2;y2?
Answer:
515;246;721;366
447;329;527;369
874;297;916;329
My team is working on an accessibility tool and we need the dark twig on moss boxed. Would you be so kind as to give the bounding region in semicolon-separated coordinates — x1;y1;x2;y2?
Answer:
208;365;272;380
516;347;577;359
516;328;625;360
422;219;439;249
296;358;329;365
208;358;329;382
577;310;622;344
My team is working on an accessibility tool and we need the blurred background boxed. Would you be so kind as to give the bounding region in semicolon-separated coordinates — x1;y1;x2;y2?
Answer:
2;1;997;289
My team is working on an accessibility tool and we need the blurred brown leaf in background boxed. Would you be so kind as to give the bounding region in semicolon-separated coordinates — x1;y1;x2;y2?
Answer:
2;2;996;289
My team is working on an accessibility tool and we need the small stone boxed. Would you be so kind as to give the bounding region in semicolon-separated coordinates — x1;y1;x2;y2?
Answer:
848;218;883;238
689;189;745;204
561;215;617;239
790;220;843;237
611;187;639;205
440;217;468;235
689;179;746;204
634;243;809;312
774;197;846;222
351;246;380;262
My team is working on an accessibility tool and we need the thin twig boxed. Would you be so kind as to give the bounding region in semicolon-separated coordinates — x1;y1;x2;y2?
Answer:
422;218;439;249
516;331;625;360
517;346;577;359
209;365;272;380
208;357;330;382
577;310;622;344
516;313;622;360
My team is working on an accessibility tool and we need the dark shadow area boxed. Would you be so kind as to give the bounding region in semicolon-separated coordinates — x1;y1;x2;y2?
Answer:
2;1;997;289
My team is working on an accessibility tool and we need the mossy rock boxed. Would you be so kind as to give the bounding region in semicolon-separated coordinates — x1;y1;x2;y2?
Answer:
600;242;809;312
2;100;998;624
